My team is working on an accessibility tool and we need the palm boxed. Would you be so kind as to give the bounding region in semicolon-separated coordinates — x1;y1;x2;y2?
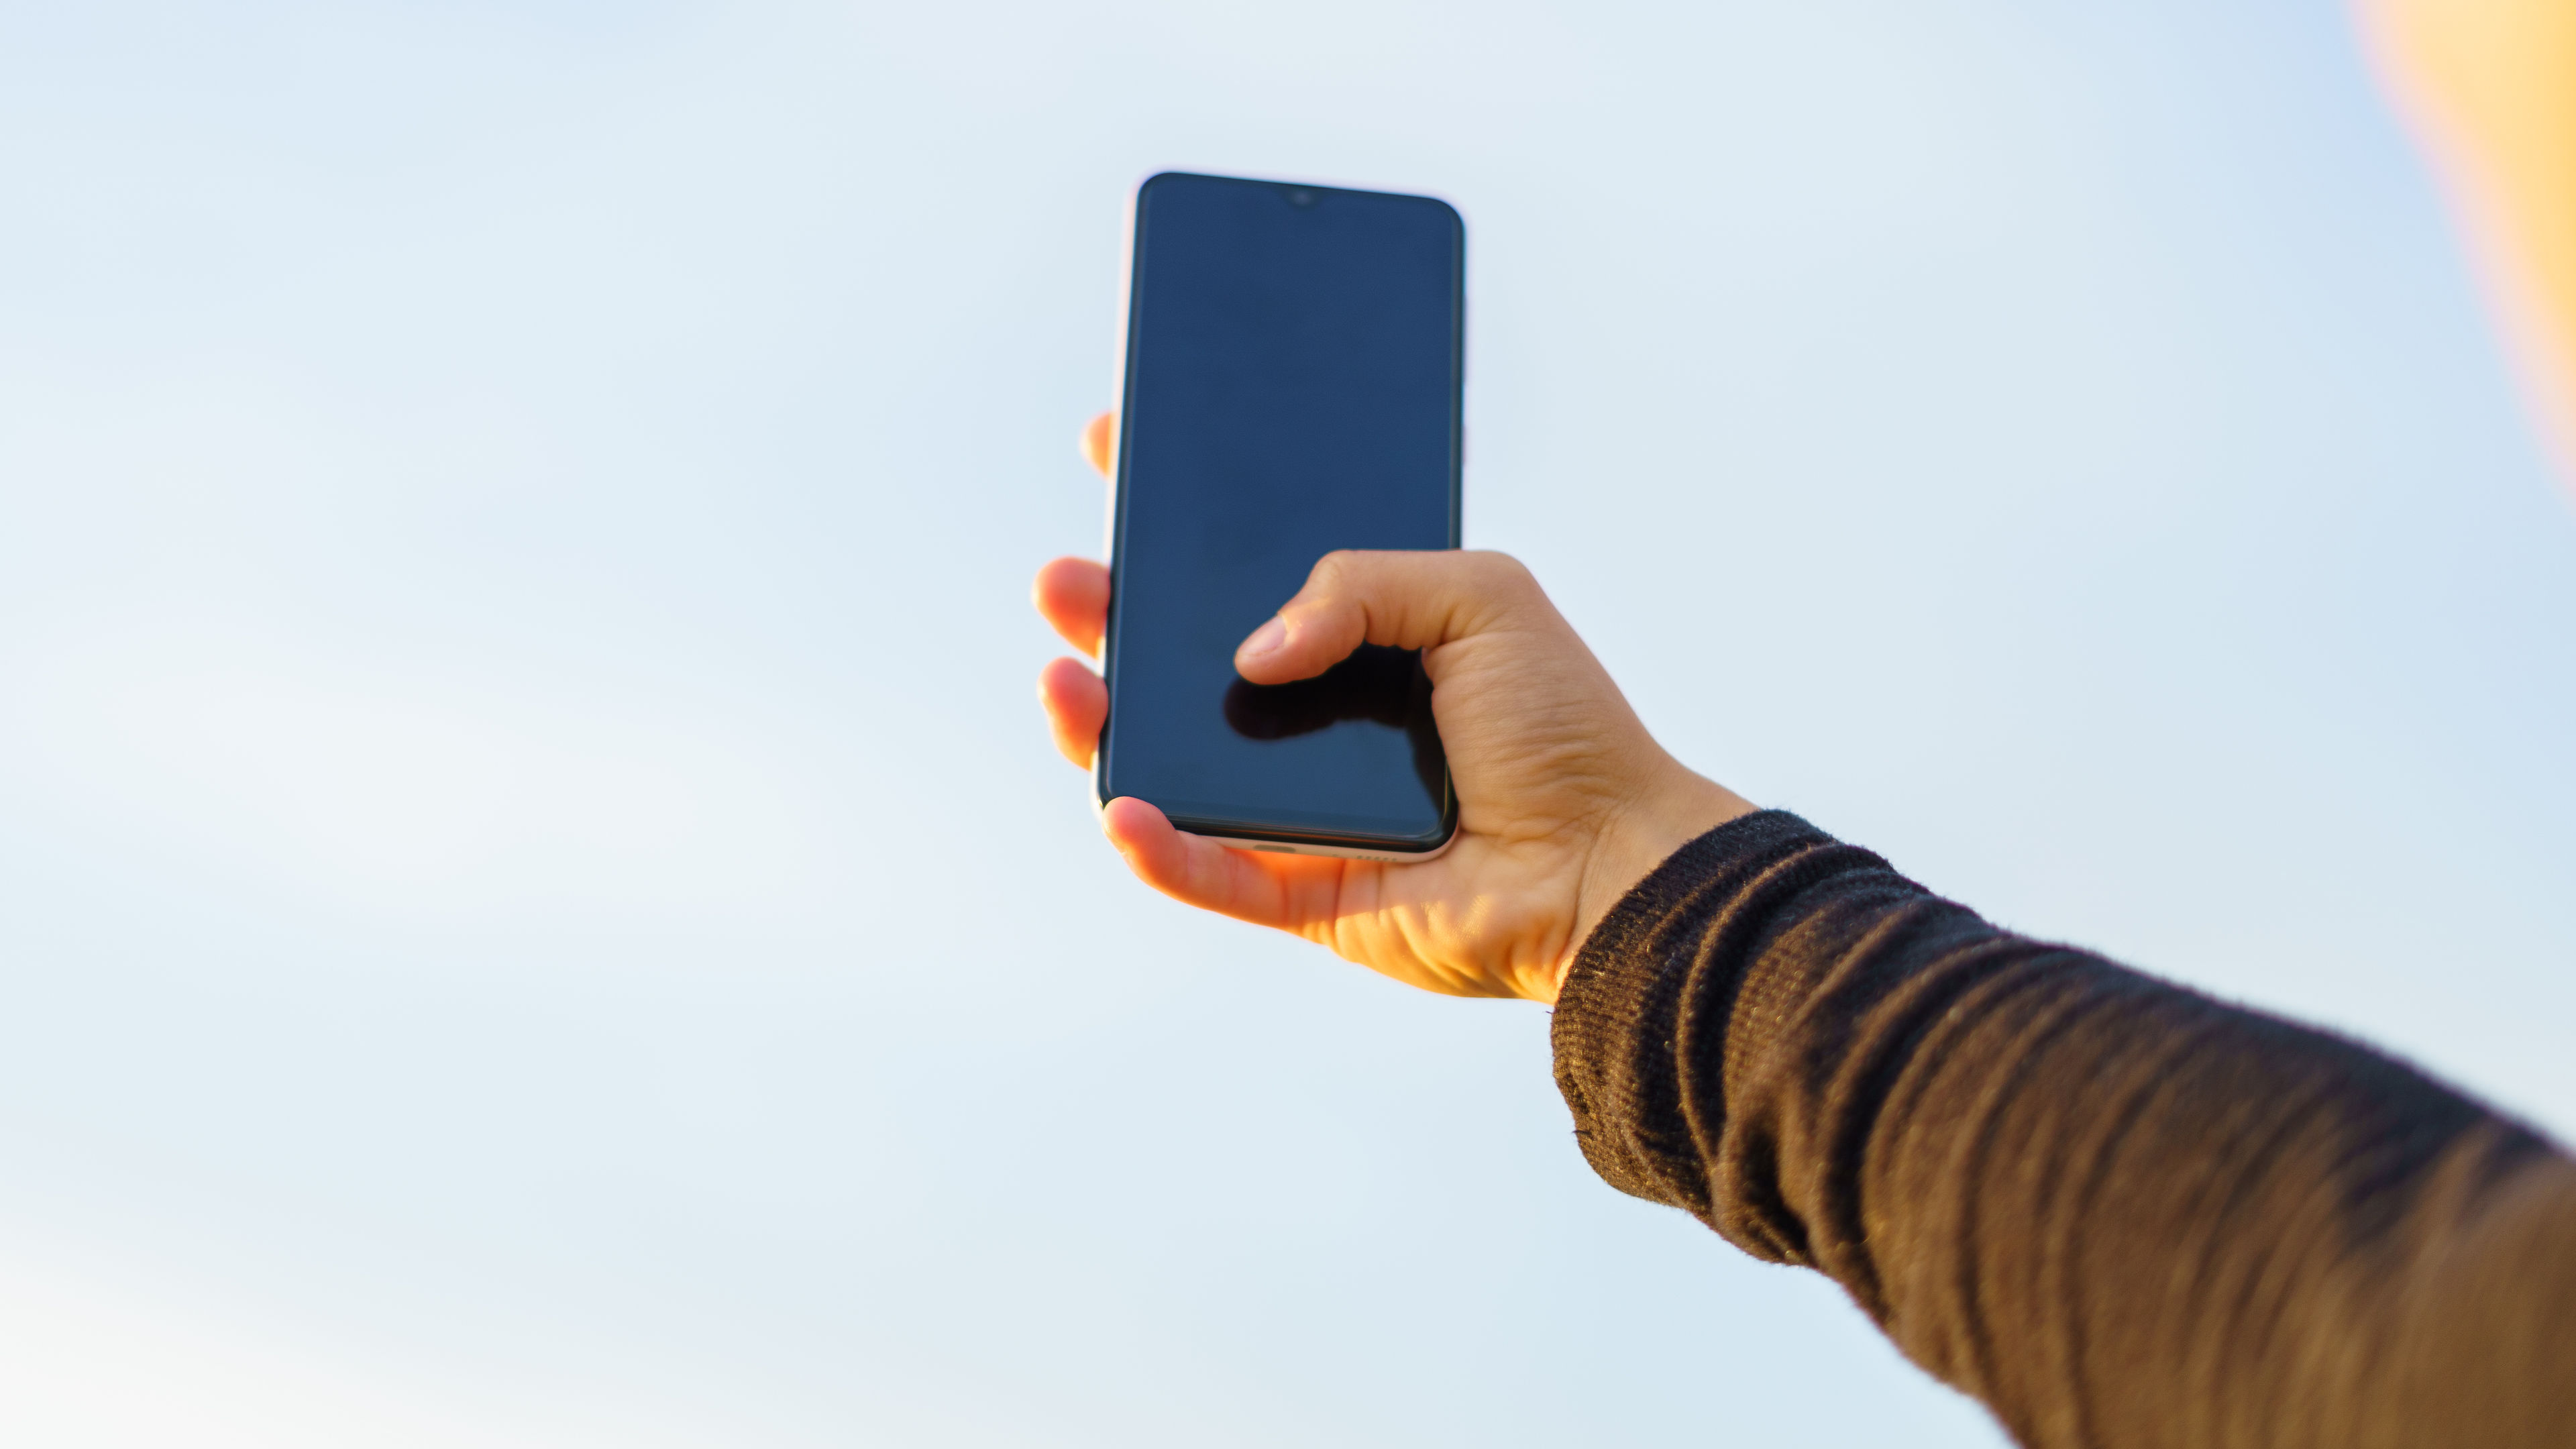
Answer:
1289;839;1585;1000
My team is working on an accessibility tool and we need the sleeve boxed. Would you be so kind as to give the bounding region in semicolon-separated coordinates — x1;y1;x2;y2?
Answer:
1552;810;2576;1449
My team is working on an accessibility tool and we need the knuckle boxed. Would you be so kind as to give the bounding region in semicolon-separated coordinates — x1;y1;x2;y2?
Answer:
1460;550;1536;603
1307;549;1368;603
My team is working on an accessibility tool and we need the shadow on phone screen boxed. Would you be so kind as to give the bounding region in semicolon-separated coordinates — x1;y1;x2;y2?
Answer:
1222;644;1450;812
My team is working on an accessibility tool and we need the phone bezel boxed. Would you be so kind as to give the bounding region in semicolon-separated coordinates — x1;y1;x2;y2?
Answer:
1092;170;1464;861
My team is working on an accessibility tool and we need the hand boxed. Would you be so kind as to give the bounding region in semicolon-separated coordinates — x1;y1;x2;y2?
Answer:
1035;413;1755;1004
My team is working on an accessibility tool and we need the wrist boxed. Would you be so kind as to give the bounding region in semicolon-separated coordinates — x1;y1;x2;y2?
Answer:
1546;767;1754;1004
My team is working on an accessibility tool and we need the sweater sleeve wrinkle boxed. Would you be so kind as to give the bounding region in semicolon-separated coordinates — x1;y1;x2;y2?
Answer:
1550;810;2576;1449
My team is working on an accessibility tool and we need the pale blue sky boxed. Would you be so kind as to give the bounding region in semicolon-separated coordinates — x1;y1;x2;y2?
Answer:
1;1;2570;1444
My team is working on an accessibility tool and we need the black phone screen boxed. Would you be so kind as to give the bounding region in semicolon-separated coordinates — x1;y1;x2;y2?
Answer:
1099;172;1462;851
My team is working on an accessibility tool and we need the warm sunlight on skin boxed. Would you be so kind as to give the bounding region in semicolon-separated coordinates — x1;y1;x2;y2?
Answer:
1038;5;2576;1000
1079;411;1115;481
2359;0;2576;486
1035;415;1752;1004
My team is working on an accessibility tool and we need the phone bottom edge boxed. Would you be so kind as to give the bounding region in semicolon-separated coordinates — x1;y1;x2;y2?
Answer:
1183;828;1458;864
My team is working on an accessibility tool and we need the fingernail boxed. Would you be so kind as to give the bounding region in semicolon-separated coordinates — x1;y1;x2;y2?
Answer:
1240;616;1287;659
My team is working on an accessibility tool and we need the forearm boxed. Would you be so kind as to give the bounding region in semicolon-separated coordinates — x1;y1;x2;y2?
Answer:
1554;812;2576;1448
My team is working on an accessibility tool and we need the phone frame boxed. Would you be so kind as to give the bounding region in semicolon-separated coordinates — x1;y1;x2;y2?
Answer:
1091;170;1463;863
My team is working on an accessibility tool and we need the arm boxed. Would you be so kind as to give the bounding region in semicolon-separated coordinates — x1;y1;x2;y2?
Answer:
1557;810;2576;1448
1035;515;2576;1445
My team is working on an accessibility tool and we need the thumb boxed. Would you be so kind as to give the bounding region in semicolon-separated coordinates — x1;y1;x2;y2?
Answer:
1234;549;1543;685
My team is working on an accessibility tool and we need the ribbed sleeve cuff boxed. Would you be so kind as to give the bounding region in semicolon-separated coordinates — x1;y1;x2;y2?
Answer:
1549;809;1839;1220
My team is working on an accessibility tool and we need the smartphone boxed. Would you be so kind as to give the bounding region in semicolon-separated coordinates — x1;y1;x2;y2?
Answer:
1094;171;1464;861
